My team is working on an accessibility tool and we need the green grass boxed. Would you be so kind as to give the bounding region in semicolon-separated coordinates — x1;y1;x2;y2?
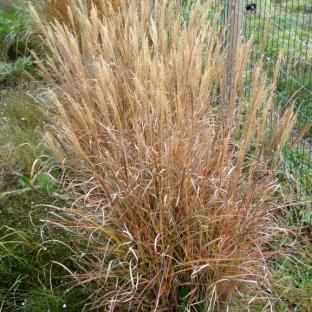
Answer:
268;146;312;311
273;0;312;14
243;147;312;311
0;1;39;85
0;57;33;83
0;85;90;311
0;1;38;61
0;88;48;172
0;10;88;303
243;0;312;139
266;206;312;311
0;2;89;310
283;145;312;195
0;188;89;312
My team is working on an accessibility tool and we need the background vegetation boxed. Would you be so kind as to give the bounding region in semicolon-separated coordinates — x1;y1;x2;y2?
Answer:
244;0;312;137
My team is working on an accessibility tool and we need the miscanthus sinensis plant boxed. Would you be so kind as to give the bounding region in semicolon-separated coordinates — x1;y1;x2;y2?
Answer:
32;0;296;310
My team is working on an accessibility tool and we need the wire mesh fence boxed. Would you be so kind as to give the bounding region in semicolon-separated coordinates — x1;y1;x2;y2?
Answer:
222;0;312;160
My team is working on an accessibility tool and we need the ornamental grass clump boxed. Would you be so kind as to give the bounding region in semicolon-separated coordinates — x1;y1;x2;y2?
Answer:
33;0;296;310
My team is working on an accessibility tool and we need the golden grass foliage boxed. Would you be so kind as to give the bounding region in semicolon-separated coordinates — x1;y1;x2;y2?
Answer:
31;0;123;24
33;0;296;310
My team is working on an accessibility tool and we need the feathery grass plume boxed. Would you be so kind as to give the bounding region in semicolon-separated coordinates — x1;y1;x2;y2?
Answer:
30;0;126;26
34;0;296;310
